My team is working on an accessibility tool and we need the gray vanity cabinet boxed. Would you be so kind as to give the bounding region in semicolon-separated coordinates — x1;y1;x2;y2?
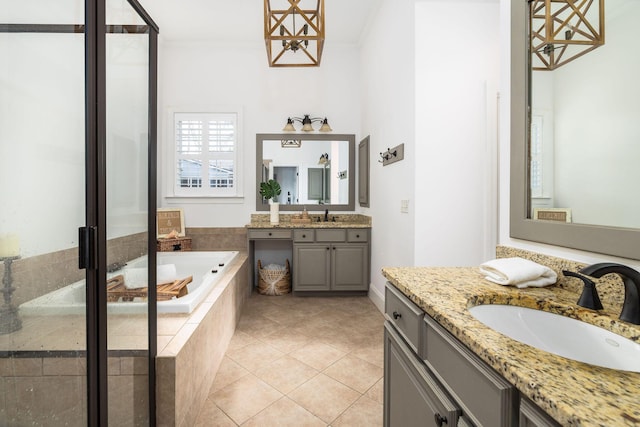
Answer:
384;282;559;427
385;322;461;427
519;398;561;427
293;228;369;292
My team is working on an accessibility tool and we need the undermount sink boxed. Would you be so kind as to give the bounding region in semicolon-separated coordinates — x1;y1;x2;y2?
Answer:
468;304;640;372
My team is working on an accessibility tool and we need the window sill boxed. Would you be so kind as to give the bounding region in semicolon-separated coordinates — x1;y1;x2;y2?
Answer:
164;196;245;204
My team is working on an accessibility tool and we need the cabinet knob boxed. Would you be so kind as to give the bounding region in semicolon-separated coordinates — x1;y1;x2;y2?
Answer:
434;413;447;426
356;234;360;238
392;311;402;320
268;232;272;236
302;234;306;238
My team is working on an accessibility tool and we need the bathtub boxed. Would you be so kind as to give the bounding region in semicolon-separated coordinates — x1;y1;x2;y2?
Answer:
19;251;239;315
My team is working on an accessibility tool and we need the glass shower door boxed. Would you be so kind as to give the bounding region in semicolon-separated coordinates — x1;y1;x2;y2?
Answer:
0;3;88;425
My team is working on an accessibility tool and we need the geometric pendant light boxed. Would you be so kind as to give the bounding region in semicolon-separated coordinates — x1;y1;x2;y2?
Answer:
530;0;604;71
264;0;325;67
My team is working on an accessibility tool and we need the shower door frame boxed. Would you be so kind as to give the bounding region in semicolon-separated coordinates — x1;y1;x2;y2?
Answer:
85;0;159;425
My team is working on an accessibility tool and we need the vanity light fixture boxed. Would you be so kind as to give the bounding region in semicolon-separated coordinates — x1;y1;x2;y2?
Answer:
318;153;329;165
264;0;325;67
283;115;332;132
530;0;604;71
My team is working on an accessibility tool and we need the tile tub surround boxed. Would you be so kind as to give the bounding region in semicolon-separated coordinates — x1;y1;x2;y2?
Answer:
382;251;640;426
186;227;248;252
0;353;149;426
0;252;248;426
156;253;249;427
248;213;371;228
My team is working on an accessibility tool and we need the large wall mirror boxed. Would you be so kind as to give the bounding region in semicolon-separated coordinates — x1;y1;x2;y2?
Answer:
510;0;640;260
256;133;355;211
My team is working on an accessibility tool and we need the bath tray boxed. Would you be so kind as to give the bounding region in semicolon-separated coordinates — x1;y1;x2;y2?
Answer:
106;274;192;302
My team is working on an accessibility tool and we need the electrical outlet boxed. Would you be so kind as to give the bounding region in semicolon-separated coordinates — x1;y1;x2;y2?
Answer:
400;199;409;213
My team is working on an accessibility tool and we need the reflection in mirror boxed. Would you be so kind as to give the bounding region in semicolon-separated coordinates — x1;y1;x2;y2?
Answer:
510;0;640;260
529;0;640;229
256;133;355;211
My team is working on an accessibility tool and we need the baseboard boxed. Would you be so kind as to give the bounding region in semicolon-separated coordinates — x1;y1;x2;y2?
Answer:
368;284;385;314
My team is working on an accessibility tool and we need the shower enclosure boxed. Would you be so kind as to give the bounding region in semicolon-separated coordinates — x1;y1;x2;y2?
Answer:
0;0;158;425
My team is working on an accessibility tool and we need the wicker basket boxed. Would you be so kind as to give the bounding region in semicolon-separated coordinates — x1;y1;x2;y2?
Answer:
257;259;291;295
157;237;192;252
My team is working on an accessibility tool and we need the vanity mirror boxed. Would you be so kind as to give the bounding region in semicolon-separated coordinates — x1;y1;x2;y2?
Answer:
510;0;640;260
256;133;355;211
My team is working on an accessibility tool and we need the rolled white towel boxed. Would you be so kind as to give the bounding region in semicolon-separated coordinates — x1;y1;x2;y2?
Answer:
123;268;147;289
157;264;178;284
480;257;557;288
123;264;178;289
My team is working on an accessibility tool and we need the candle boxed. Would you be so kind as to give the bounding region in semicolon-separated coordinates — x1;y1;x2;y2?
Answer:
0;234;20;258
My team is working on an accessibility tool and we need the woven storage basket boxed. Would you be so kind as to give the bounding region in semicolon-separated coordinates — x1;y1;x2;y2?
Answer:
257;259;291;295
157;237;192;252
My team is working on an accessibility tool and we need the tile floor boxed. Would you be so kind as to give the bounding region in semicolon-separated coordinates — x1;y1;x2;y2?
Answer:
194;292;385;426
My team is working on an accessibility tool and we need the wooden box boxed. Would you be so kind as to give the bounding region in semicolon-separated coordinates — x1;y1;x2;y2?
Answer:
157;236;192;252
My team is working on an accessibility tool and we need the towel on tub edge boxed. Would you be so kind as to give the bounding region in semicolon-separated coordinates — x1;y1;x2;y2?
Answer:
479;257;557;288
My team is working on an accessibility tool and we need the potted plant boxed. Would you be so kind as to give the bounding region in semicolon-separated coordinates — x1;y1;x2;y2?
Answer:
259;179;282;224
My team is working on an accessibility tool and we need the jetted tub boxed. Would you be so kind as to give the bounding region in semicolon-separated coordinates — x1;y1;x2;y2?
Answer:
19;251;239;315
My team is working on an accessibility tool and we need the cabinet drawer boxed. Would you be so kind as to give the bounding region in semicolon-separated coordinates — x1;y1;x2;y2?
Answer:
293;229;314;242
247;229;292;239
315;229;346;242
347;229;368;242
385;283;424;355
423;316;516;427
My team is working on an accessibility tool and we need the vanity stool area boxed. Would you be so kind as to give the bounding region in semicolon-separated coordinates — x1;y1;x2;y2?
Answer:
246;214;371;294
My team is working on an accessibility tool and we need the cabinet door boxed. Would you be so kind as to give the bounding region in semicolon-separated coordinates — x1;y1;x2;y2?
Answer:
293;244;330;291
520;397;561;427
331;243;368;291
385;323;460;427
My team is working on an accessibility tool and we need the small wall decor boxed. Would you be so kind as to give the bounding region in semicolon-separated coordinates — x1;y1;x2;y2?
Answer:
337;170;347;179
157;208;186;238
281;139;302;148
533;207;572;223
379;143;404;166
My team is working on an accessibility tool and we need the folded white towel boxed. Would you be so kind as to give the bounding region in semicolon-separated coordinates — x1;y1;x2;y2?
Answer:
479;257;557;288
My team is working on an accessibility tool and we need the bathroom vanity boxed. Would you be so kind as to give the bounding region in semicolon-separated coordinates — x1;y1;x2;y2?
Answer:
246;214;371;294
382;248;640;427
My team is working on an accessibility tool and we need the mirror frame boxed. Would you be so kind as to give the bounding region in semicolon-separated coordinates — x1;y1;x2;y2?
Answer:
510;0;640;260
256;133;356;211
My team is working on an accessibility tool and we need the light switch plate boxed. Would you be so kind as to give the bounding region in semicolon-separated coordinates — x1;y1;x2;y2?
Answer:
400;199;409;213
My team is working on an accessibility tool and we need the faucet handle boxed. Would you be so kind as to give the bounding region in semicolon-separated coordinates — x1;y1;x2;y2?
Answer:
563;270;603;311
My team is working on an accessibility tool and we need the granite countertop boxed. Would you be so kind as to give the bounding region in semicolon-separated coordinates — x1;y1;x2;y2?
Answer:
382;248;640;427
247;213;371;229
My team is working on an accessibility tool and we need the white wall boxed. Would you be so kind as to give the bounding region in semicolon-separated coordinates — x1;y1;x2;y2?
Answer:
158;42;362;227
414;0;500;267
359;0;416;302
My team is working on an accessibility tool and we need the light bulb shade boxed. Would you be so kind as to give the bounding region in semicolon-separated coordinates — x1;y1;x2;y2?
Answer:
283;118;296;132
301;114;314;131
318;118;332;132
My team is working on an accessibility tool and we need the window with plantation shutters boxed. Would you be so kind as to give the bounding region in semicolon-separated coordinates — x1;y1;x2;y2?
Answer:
173;112;241;197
